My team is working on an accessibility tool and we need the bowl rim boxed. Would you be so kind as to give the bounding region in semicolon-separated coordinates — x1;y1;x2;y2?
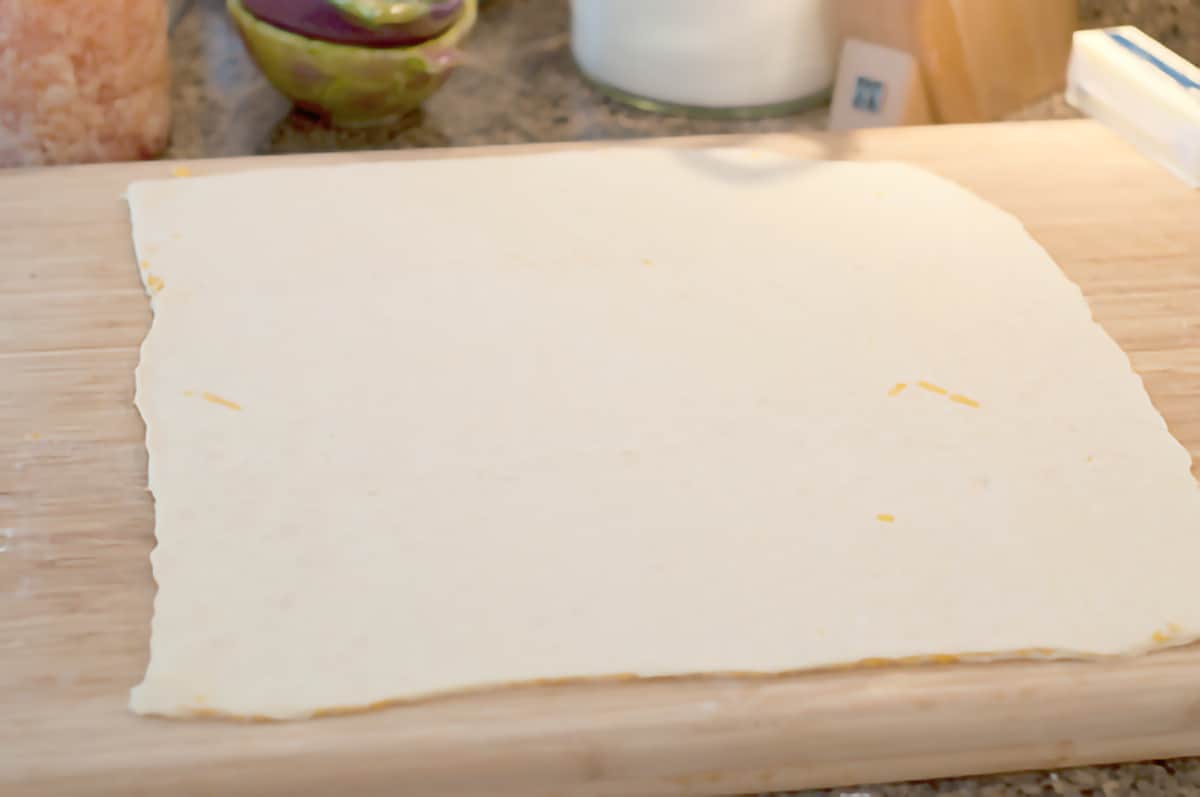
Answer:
227;0;476;60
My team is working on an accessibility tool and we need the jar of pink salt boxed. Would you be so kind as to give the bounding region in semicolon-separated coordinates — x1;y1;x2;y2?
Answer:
0;1;171;167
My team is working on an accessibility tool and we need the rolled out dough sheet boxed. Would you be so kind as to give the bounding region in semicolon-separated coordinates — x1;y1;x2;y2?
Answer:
128;148;1200;720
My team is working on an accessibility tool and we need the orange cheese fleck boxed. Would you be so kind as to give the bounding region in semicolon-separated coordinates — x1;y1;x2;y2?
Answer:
1152;630;1170;643
888;382;908;397
146;274;165;293
1026;648;1057;657
876;513;895;523
171;165;192;178
917;381;949;396
949;394;981;409
139;259;150;270
201;392;242;411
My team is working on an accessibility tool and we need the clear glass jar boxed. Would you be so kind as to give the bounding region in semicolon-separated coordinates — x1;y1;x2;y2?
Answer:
0;0;171;167
570;0;836;119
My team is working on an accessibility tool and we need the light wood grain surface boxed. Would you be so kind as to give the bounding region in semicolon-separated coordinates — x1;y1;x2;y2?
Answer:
2;120;1199;796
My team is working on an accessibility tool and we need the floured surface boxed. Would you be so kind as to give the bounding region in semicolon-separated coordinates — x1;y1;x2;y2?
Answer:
127;148;1200;720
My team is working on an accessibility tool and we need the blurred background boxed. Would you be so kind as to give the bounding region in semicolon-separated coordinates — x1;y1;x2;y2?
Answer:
169;0;1195;155
1;0;1195;165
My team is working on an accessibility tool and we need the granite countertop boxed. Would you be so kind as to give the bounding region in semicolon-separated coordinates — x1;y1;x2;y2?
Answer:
167;0;857;159
168;0;1082;158
164;1;1199;795
164;0;1198;159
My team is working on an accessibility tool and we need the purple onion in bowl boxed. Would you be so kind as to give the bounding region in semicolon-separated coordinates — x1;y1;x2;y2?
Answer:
242;0;463;48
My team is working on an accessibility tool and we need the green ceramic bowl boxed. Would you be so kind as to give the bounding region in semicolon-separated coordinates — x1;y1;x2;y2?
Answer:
228;0;476;128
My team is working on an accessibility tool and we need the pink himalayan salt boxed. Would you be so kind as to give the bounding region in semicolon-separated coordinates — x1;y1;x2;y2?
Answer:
0;0;171;167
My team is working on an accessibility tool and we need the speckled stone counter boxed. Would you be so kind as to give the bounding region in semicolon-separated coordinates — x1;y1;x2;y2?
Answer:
164;2;1200;795
166;0;1196;160
166;0;837;158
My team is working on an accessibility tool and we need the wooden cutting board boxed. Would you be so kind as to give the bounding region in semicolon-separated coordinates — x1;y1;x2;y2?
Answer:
3;120;1199;797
